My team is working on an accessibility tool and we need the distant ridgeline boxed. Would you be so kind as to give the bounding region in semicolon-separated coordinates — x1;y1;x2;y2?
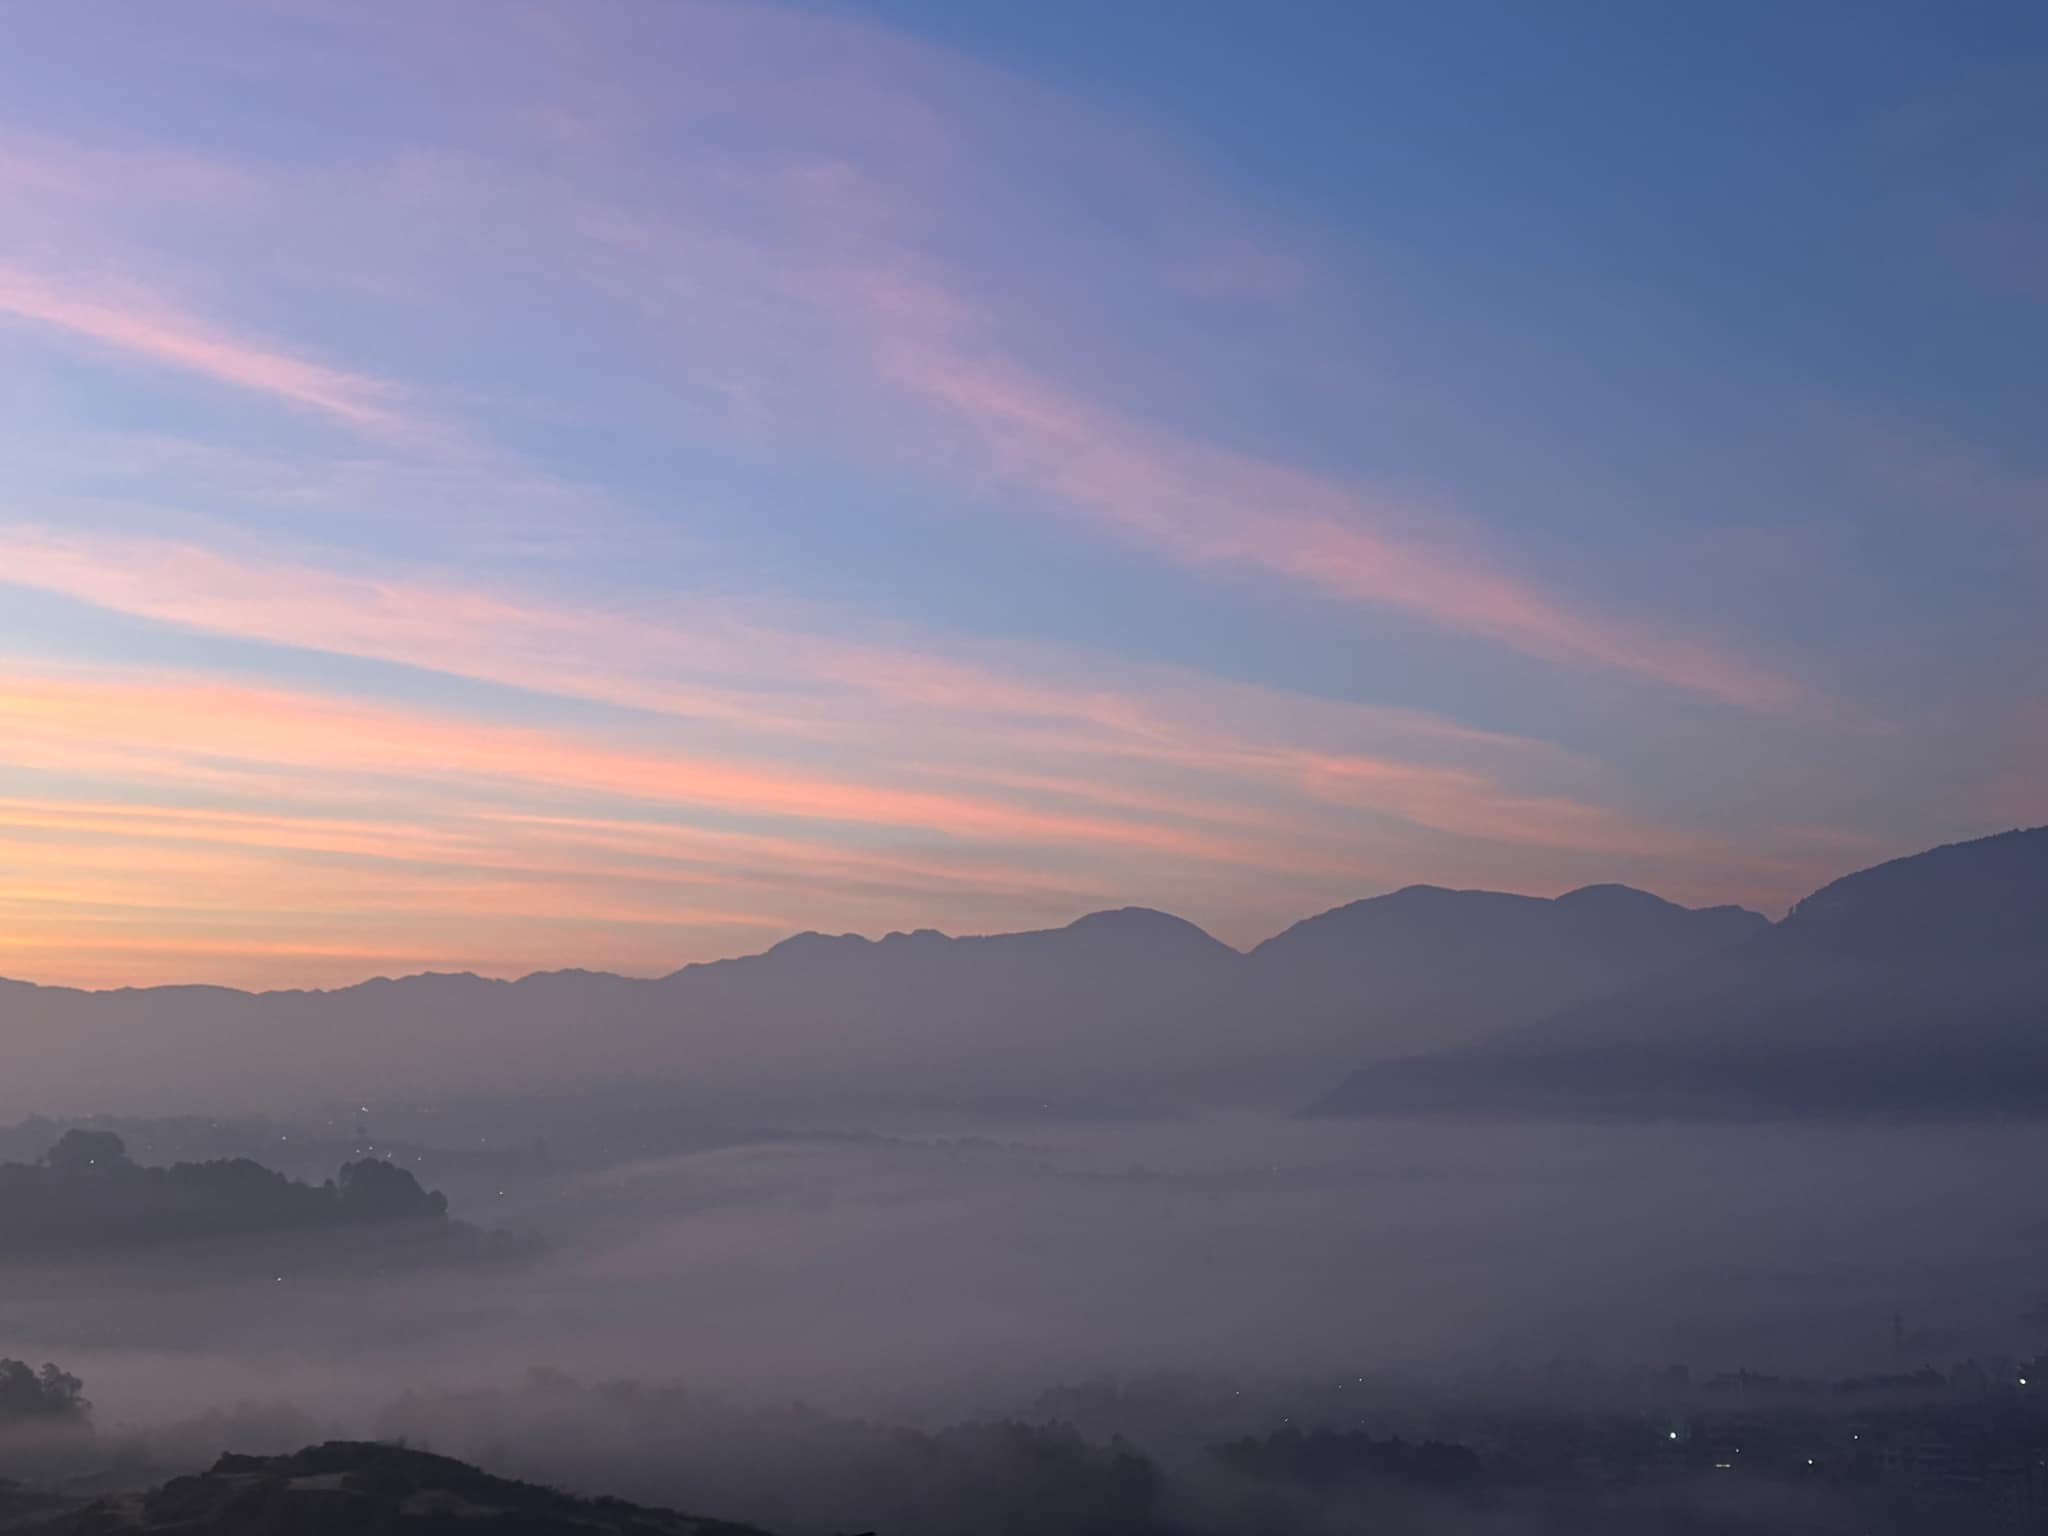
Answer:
0;1130;528;1260
1319;826;2048;1119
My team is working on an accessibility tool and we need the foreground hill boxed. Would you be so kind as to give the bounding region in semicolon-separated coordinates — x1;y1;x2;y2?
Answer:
0;889;1763;1118
1320;827;2048;1118
25;1441;768;1535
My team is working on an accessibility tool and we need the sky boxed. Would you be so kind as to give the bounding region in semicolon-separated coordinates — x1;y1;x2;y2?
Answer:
0;0;2043;989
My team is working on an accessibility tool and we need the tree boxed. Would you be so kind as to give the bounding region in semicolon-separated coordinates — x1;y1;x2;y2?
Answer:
335;1159;448;1223
0;1360;88;1423
41;1130;130;1176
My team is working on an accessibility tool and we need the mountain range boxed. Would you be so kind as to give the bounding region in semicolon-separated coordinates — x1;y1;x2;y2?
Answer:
0;883;1762;1119
4;826;2042;1121
1319;826;2048;1118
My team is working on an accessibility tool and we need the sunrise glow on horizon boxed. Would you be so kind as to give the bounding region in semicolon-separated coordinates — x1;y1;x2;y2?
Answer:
2;2;2042;990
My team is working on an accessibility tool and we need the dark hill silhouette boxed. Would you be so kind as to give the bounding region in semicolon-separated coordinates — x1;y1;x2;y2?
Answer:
1247;883;1765;1060
662;907;1251;1107
0;890;1763;1117
1319;826;2048;1118
22;1441;769;1536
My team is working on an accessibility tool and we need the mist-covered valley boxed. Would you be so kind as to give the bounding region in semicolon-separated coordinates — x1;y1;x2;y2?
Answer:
3;835;2046;1536
19;1113;2048;1391
9;0;2046;1523
5;1105;2048;1533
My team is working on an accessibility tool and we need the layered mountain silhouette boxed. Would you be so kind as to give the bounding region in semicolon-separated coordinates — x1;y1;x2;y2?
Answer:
1320;827;2048;1118
5;829;2042;1120
1248;883;1765;1060
0;889;1763;1118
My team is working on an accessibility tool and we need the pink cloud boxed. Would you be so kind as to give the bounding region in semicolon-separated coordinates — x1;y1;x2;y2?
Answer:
0;3;1883;986
871;340;1804;714
478;11;1806;713
0;265;404;434
0;8;1803;714
0;526;1711;868
0;667;1291;866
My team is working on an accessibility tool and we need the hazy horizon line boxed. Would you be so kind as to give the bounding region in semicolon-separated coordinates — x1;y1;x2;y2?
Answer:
17;818;2043;997
0;874;1773;999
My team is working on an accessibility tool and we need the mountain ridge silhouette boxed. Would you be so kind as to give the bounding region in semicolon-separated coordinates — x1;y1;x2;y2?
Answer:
0;880;1765;1117
0;886;1752;1000
1319;825;2048;1118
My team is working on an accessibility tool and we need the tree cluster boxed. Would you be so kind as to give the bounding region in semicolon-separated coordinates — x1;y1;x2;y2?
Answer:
0;1131;449;1252
0;1362;87;1425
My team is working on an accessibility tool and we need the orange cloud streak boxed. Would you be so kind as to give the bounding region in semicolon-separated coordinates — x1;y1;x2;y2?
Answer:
0;526;1689;863
0;669;1278;867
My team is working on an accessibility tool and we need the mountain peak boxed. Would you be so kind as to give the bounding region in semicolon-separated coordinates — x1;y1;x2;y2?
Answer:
763;929;874;958
1553;883;1679;912
1788;826;2048;925
1065;905;1217;937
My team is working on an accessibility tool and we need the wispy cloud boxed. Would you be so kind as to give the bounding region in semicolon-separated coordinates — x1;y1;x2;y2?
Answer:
0;665;1314;866
0;0;1936;987
0;266;405;434
873;341;1805;712
0;525;1696;864
0;519;1841;987
0;4;1802;711
495;11;1806;712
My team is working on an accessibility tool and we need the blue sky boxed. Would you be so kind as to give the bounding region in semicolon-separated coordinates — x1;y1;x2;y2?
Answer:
0;1;2041;986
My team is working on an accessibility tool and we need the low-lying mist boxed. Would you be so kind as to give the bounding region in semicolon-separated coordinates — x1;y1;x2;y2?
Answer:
1;1110;2042;1532
5;1113;2042;1410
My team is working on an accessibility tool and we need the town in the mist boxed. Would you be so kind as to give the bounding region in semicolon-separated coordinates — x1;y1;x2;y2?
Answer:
1;4;2045;1535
